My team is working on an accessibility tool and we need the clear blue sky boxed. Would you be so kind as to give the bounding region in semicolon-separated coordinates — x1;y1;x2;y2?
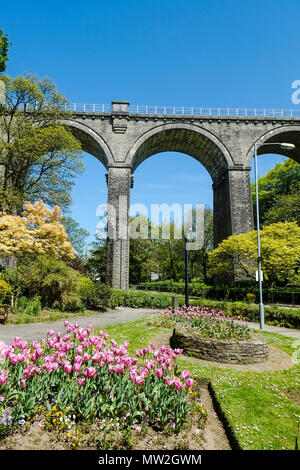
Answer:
2;0;298;244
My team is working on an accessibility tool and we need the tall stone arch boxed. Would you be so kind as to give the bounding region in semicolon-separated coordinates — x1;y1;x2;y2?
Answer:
61;119;114;168
245;125;300;166
126;122;253;248
104;123;255;289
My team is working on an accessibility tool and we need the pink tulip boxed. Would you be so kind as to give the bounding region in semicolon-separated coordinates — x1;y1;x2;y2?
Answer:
83;352;90;362
13;336;21;347
165;376;172;385
134;375;144;386
0;370;8;385
175;381;183;391
36;348;43;357
129;367;137;381
83;367;96;378
77;378;85;386
186;378;194;388
180;369;191;380
20;379;26;389
156;368;163;379
145;359;155;370
64;363;72;374
74;362;81;372
92;352;101;363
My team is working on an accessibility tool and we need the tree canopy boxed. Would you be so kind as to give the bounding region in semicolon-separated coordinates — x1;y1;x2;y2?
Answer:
252;158;300;226
0;30;9;73
62;216;90;257
208;222;300;287
0;200;75;260
0;74;83;213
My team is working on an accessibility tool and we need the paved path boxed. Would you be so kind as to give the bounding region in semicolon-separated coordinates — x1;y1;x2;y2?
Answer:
245;321;300;339
0;308;299;344
0;307;157;344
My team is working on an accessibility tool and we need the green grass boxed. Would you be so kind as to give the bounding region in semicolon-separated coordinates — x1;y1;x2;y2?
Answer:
98;316;300;450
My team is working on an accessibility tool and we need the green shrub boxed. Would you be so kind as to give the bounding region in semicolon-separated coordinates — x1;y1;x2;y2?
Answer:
14;296;42;316
0;279;12;304
137;281;211;297
77;276;112;310
111;289;171;309
17;256;82;312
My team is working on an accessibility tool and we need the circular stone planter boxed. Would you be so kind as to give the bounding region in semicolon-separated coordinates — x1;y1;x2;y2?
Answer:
170;325;269;364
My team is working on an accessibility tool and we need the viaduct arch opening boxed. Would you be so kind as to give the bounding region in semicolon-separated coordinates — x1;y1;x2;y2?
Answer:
60;117;300;290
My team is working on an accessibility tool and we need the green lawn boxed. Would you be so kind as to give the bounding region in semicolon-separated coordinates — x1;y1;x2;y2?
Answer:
99;316;300;450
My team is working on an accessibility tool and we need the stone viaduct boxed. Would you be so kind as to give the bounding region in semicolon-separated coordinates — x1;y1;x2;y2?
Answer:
60;101;300;289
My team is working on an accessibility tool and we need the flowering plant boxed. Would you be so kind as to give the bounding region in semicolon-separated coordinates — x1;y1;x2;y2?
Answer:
151;305;251;340
0;321;200;435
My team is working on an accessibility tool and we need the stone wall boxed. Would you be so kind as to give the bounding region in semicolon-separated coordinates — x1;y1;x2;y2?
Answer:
170;325;269;364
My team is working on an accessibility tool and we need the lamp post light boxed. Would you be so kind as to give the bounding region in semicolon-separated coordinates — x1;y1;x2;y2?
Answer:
253;141;295;330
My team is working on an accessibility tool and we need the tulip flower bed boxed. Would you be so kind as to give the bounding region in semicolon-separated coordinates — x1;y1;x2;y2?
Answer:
150;305;251;341
0;321;206;445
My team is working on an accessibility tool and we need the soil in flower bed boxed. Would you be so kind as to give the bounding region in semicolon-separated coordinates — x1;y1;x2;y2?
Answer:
0;383;230;451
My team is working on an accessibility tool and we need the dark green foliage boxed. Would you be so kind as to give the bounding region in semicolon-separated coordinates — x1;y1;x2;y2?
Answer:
17;255;83;311
0;30;9;73
110;289;171;309
77;276;112;310
14;296;42;316
252;159;300;227
137;280;210;297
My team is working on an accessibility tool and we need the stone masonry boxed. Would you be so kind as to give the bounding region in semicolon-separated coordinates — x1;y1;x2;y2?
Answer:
170;324;269;364
41;101;300;289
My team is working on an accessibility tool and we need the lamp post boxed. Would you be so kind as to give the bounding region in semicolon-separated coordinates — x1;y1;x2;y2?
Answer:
184;226;194;307
184;235;189;307
253;141;295;330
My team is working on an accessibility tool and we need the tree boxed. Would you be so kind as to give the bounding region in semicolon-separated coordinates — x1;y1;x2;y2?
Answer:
62;216;90;257
0;30;9;73
251;158;300;226
0;74;83;213
264;192;300;226
188;207;213;282
0;199;75;261
83;238;107;283
208;222;300;286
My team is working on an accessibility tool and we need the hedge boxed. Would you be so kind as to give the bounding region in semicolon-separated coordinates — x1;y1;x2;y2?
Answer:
110;289;171;309
136;281;210;297
137;281;300;306
189;298;300;330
